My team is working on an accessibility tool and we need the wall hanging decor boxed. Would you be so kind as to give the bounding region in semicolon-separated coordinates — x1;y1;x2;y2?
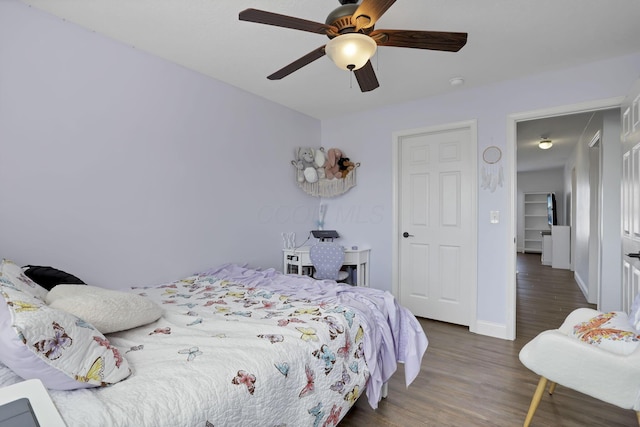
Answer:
291;147;360;197
481;145;503;193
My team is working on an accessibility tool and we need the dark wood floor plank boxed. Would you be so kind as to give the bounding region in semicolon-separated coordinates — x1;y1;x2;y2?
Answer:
339;253;637;426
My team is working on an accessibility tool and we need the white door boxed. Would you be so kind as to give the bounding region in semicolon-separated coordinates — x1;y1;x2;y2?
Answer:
396;122;477;326
621;79;640;313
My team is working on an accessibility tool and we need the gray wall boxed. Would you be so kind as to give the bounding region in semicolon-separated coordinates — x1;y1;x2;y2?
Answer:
321;56;640;335
2;0;639;336
0;1;319;288
599;109;623;311
564;109;623;309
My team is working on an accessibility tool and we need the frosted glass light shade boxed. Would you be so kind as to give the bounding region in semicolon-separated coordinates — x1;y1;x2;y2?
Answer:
538;139;553;150
325;33;377;71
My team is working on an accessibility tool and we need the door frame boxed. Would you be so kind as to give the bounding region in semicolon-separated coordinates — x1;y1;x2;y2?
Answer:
506;97;624;339
392;119;478;332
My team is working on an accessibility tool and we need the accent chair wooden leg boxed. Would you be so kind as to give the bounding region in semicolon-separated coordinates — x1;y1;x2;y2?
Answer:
524;376;548;427
548;381;557;395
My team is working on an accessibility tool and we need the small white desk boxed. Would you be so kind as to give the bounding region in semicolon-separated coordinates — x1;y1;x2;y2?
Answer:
283;246;370;287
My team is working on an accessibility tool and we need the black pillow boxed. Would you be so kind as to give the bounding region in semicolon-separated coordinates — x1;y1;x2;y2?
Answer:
22;265;86;291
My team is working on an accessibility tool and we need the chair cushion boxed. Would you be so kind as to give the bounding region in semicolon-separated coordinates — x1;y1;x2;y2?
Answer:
571;311;640;355
314;269;350;282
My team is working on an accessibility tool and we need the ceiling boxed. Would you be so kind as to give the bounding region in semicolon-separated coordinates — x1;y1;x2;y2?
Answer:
19;0;640;171
516;110;609;173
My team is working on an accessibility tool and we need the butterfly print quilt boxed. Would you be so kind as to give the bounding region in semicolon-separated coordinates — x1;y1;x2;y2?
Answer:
0;264;427;427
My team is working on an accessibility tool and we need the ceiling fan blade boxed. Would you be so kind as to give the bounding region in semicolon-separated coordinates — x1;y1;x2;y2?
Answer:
352;0;397;31
239;8;337;35
370;29;468;52
353;61;380;92
267;46;327;80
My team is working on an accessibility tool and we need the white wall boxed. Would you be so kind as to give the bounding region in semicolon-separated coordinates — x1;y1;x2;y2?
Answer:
599;109;623;311
321;54;640;331
564;110;623;311
516;168;564;252
564;120;591;296
562;109;622;309
564;113;603;301
0;1;320;288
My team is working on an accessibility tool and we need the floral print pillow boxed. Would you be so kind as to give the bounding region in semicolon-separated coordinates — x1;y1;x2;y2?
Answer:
0;259;49;301
0;281;131;390
571;311;640;355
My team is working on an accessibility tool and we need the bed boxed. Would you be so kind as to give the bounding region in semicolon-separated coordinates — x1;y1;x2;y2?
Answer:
0;262;428;426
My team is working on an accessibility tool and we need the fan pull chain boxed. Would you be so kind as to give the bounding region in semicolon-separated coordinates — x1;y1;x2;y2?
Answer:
347;64;355;89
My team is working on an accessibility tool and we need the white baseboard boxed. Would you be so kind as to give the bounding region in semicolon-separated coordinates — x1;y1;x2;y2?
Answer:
473;320;511;340
574;272;589;299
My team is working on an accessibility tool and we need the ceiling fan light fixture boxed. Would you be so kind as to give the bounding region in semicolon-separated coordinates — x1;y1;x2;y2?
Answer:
325;33;377;71
538;138;553;150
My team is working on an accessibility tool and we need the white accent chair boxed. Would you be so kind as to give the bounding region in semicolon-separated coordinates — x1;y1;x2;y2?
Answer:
519;308;640;426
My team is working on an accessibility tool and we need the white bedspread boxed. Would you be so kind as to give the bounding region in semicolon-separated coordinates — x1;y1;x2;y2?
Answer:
0;265;428;427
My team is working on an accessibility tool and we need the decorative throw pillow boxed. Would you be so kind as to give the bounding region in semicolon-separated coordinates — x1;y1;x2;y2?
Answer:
571;311;640;355
0;283;131;390
22;265;86;291
0;259;48;301
46;285;163;334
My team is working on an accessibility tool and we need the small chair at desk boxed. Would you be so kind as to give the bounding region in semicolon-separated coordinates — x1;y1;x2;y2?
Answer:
309;242;349;282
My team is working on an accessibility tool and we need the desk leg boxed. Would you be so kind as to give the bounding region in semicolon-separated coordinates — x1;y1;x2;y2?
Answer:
364;261;369;287
356;263;368;287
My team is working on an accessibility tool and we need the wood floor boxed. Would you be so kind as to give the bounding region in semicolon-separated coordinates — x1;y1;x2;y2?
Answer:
339;253;637;426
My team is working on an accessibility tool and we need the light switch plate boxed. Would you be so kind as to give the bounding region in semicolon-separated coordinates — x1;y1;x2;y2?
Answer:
490;210;499;224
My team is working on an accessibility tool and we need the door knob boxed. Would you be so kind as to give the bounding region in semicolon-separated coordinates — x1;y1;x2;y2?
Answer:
403;232;414;238
626;252;640;259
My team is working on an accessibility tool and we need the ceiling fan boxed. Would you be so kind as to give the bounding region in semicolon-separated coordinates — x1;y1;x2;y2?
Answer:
239;0;468;92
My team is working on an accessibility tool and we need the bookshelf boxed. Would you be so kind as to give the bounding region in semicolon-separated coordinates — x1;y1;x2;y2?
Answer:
523;192;550;253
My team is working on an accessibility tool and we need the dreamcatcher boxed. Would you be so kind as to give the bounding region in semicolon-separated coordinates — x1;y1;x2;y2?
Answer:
481;146;503;193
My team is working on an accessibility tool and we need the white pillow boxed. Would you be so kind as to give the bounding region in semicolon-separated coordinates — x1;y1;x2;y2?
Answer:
46;285;163;334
